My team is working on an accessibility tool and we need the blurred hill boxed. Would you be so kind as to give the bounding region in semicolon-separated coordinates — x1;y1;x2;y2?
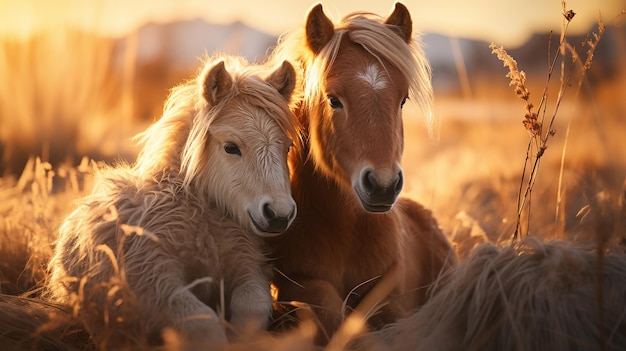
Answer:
112;19;278;123
116;18;624;120
116;19;277;69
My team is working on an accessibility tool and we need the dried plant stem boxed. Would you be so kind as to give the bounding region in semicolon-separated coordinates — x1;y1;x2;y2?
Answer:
514;138;533;235
555;121;571;237
450;36;472;99
492;1;606;240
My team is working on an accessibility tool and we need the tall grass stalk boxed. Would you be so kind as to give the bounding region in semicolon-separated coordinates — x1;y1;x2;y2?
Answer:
490;1;606;240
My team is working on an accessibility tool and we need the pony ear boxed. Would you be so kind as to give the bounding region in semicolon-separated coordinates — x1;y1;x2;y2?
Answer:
305;4;335;54
385;3;413;43
266;61;296;100
202;61;233;105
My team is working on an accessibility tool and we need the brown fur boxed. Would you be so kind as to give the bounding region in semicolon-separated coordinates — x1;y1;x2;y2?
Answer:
267;3;456;344
353;237;626;351
45;55;299;349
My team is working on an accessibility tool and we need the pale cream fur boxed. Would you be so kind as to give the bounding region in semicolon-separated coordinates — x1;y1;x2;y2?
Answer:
45;54;299;348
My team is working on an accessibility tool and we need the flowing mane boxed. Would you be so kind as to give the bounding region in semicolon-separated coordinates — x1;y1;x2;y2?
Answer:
133;55;300;191
272;11;435;133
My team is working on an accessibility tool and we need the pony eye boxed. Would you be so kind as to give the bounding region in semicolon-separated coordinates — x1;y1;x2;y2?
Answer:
401;97;408;108
224;141;242;156
328;96;344;109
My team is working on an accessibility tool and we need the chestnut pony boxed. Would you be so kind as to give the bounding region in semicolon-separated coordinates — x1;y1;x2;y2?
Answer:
268;3;457;343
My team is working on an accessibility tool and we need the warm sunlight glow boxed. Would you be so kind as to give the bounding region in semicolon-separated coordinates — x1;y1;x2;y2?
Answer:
270;282;279;302
0;0;624;348
1;0;623;46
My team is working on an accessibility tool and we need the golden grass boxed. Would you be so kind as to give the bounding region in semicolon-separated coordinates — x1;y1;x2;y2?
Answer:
0;2;625;350
0;157;94;296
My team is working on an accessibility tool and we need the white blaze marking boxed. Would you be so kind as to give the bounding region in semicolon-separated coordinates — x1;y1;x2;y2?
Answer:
357;64;388;90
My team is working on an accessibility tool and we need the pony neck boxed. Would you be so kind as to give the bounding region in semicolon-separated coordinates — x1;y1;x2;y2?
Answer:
290;114;359;225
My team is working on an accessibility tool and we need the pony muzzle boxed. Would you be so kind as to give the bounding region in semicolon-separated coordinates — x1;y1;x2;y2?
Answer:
248;199;297;236
354;167;403;213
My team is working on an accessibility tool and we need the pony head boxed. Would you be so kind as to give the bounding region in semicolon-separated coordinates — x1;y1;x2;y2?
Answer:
135;56;299;236
275;3;433;213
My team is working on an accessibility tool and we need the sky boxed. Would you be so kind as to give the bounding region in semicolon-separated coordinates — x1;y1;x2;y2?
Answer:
0;0;623;47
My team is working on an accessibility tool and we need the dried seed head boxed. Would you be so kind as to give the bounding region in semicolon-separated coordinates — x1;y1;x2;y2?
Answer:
491;43;539;137
522;118;542;137
563;9;576;22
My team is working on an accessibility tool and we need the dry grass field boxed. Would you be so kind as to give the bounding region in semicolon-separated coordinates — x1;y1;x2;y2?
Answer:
0;4;625;350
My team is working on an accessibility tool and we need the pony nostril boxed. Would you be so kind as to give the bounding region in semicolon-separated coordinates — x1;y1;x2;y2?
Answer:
259;202;293;233
363;170;378;193
263;203;276;221
394;171;404;195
